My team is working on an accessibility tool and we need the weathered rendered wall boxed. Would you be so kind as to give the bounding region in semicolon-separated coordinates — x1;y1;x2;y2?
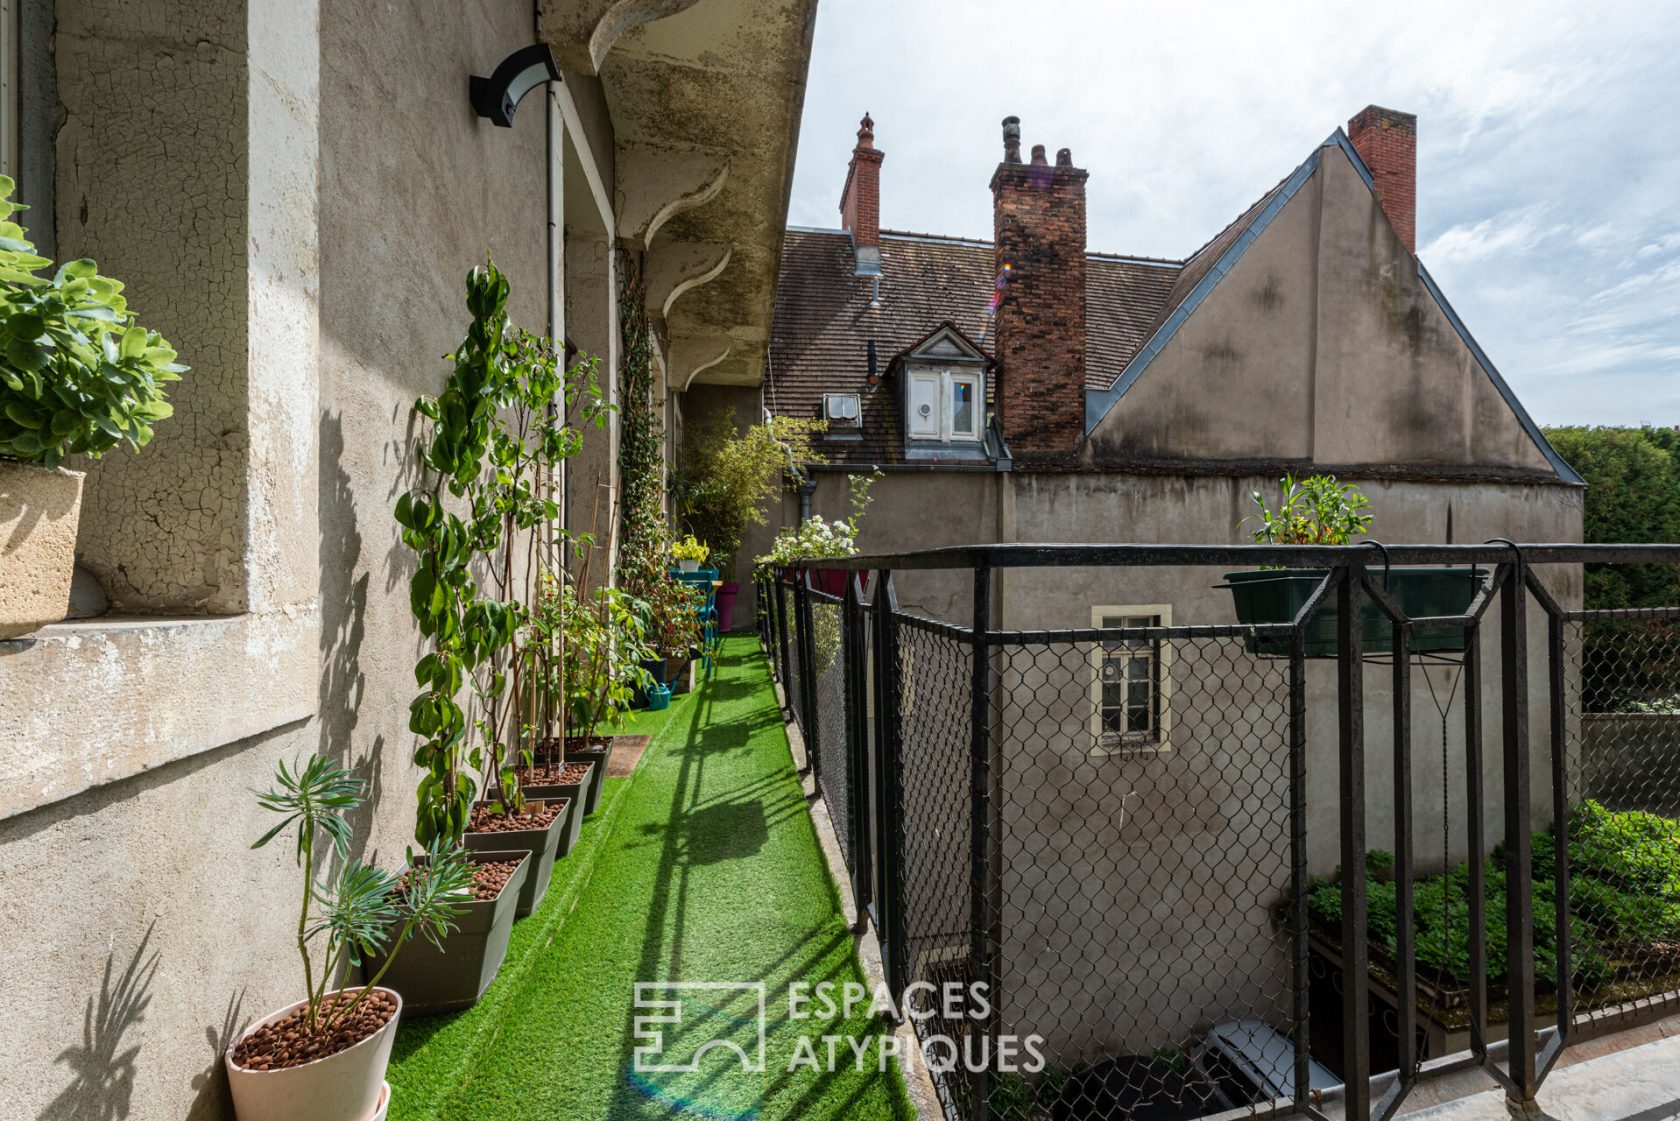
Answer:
0;2;565;1119
1088;143;1555;476
992;471;1583;1059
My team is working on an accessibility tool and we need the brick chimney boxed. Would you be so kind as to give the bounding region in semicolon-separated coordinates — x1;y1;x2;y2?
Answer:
1347;105;1417;253
989;117;1088;453
839;112;884;276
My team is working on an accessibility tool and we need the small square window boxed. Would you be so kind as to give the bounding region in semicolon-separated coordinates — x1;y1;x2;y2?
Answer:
824;392;861;428
1091;606;1174;755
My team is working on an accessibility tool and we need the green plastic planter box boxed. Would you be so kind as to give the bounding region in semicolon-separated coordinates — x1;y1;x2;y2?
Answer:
1223;567;1485;658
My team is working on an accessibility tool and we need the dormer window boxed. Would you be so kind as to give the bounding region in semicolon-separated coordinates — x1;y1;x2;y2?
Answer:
906;367;983;442
823;392;861;429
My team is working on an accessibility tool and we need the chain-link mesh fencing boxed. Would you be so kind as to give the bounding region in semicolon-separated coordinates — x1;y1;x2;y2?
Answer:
810;589;852;863
1565;609;1680;1036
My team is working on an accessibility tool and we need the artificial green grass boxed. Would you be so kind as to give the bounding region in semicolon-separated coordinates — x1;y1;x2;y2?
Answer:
390;636;915;1121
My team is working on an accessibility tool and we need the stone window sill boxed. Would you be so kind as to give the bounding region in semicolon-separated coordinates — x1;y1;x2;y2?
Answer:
0;606;320;821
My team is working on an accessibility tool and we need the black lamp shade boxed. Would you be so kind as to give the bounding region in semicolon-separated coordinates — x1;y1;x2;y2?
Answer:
469;44;561;128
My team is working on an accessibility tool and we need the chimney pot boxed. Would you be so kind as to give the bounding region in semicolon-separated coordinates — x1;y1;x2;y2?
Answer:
1001;115;1021;163
1347;104;1417;253
840;112;885;275
990;134;1088;452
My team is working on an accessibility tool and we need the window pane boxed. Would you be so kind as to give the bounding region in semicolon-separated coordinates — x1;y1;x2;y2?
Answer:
951;381;974;434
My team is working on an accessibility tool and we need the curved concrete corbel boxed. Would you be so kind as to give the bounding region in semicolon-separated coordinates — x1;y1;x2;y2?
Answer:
616;144;729;249
546;0;705;75
646;239;733;320
668;333;733;391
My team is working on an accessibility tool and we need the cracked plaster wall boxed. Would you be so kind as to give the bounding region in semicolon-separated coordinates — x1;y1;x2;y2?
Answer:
0;0;573;1118
55;0;252;613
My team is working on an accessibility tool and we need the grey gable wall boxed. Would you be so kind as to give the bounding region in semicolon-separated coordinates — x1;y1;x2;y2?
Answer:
1087;141;1559;478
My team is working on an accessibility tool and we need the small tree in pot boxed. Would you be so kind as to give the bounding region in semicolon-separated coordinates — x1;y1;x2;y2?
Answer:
674;413;823;630
0;177;185;637
225;755;473;1121
1224;473;1481;656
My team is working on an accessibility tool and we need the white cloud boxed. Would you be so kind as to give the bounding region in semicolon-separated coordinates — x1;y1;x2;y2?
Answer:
789;0;1680;424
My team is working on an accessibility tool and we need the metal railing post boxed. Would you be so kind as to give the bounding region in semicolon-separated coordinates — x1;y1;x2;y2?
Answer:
969;564;994;1121
872;571;907;998
1337;564;1371;1118
796;572;820;779
775;573;793;711
844;572;872;922
1501;560;1537;1104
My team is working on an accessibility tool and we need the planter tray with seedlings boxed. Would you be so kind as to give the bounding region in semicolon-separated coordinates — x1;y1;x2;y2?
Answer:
1296;800;1680;1034
1222;474;1481;657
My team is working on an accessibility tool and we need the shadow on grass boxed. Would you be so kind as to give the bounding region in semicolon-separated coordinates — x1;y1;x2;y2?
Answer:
599;637;912;1121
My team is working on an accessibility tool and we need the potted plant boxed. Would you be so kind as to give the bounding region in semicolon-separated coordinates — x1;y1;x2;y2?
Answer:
225;756;475;1121
675;414;823;631
0;176;185;638
671;534;709;573
1222;473;1482;656
757;471;879;598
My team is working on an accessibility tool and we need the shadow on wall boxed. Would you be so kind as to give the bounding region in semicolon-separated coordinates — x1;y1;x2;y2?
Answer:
184;989;245;1121
318;411;385;851
38;923;160;1121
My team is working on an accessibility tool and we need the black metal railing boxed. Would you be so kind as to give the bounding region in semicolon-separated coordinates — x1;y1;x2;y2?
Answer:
757;544;1680;1121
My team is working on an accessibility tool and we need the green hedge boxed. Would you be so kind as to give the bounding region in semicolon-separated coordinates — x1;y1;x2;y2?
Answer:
1544;426;1680;709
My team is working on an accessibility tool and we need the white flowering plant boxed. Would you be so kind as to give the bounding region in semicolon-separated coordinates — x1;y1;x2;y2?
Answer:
756;471;878;569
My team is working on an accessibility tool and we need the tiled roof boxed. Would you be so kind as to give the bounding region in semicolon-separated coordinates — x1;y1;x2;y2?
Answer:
766;228;1180;463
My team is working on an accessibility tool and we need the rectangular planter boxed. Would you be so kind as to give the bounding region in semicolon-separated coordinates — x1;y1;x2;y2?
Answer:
520;760;595;858
1223;567;1485;658
366;849;529;1016
462;799;570;916
564;736;616;815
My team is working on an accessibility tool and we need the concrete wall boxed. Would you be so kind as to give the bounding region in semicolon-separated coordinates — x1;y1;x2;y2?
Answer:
989;471;1582;1061
0;2;579;1118
1088;143;1556;476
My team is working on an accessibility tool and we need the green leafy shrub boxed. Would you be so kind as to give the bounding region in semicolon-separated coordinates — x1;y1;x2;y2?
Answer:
1244;473;1373;547
674;413;825;575
1304;799;1680;995
0;176;184;467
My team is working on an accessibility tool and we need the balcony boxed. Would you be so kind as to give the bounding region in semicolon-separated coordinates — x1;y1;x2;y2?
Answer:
760;543;1680;1120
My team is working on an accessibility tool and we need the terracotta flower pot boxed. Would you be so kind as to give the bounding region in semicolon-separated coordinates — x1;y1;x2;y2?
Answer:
224;987;401;1121
0;461;85;640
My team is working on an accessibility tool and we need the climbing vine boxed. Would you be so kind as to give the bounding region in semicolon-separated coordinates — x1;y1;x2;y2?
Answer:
397;261;608;847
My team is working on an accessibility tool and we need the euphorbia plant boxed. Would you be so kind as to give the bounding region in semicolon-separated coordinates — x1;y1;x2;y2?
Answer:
251;755;473;1034
0;176;185;466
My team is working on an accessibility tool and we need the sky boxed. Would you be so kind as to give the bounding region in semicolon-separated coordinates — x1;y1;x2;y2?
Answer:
786;0;1680;427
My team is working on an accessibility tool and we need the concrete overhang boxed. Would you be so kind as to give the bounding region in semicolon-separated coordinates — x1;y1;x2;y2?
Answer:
544;0;818;389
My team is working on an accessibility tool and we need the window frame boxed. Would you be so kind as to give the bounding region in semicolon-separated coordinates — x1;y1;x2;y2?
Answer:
903;364;986;444
1089;604;1174;756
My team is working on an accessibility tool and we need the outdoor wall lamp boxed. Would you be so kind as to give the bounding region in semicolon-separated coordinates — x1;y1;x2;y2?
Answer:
469;44;561;127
